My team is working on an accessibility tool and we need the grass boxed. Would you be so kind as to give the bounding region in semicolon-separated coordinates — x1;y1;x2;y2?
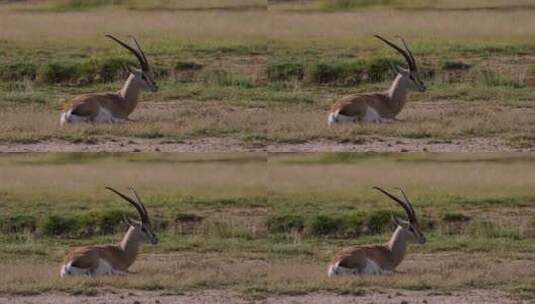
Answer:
0;153;533;299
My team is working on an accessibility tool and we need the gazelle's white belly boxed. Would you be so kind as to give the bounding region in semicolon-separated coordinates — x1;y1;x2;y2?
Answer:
93;259;114;275
60;107;120;125
362;107;382;123
60;259;115;277
93;107;116;123
328;259;385;277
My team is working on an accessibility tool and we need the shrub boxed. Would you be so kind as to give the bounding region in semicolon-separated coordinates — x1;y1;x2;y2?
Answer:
175;213;204;223
306;214;342;236
366;209;394;234
93;57;132;82
442;61;471;71
442;212;471;223
175;61;203;71
340;212;366;237
37;62;82;84
266;62;304;82
94;209;127;234
0;63;37;81
365;57;401;82
1;215;37;233
307;61;365;85
267;214;305;233
40;215;80;236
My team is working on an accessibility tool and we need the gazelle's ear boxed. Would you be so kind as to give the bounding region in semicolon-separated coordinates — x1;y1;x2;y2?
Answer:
125;64;138;74
392;216;408;227
123;215;135;226
390;63;401;74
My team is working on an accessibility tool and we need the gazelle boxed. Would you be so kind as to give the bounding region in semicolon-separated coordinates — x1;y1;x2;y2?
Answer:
60;35;158;125
328;186;426;276
60;187;158;277
328;35;426;124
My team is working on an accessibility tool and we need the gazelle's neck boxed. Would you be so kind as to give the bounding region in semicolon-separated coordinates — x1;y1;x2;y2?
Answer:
386;226;412;268
386;74;410;115
119;74;142;116
118;226;142;269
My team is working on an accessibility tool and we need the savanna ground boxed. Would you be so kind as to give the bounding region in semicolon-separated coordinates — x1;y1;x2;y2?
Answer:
1;0;535;151
0;153;534;303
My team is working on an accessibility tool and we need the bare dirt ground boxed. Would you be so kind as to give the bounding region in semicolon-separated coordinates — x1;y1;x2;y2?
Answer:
267;137;527;152
0;289;527;304
0;137;265;152
0;136;526;152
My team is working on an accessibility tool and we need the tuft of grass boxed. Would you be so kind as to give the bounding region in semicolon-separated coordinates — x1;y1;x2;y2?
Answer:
442;212;471;223
477;69;525;88
442;61;471;71
200;69;255;88
468;221;523;240
317;0;397;10
175;61;203;71
266;62;305;82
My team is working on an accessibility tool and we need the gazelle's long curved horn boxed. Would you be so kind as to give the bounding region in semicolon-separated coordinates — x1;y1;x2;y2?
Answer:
129;36;149;70
374;35;416;71
373;186;415;222
106;187;149;224
129;187;150;224
395;187;416;220
395;36;417;71
105;34;149;71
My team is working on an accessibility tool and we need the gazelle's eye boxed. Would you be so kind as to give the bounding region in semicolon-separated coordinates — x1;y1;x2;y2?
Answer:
141;226;147;232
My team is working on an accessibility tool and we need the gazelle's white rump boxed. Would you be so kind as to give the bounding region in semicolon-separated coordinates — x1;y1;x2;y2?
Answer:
60;110;90;125
328;109;357;125
60;262;90;277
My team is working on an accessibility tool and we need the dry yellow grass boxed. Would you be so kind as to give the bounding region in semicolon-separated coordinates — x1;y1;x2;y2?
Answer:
267;9;535;46
269;153;535;200
2;4;535;48
0;153;266;207
0;9;267;47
